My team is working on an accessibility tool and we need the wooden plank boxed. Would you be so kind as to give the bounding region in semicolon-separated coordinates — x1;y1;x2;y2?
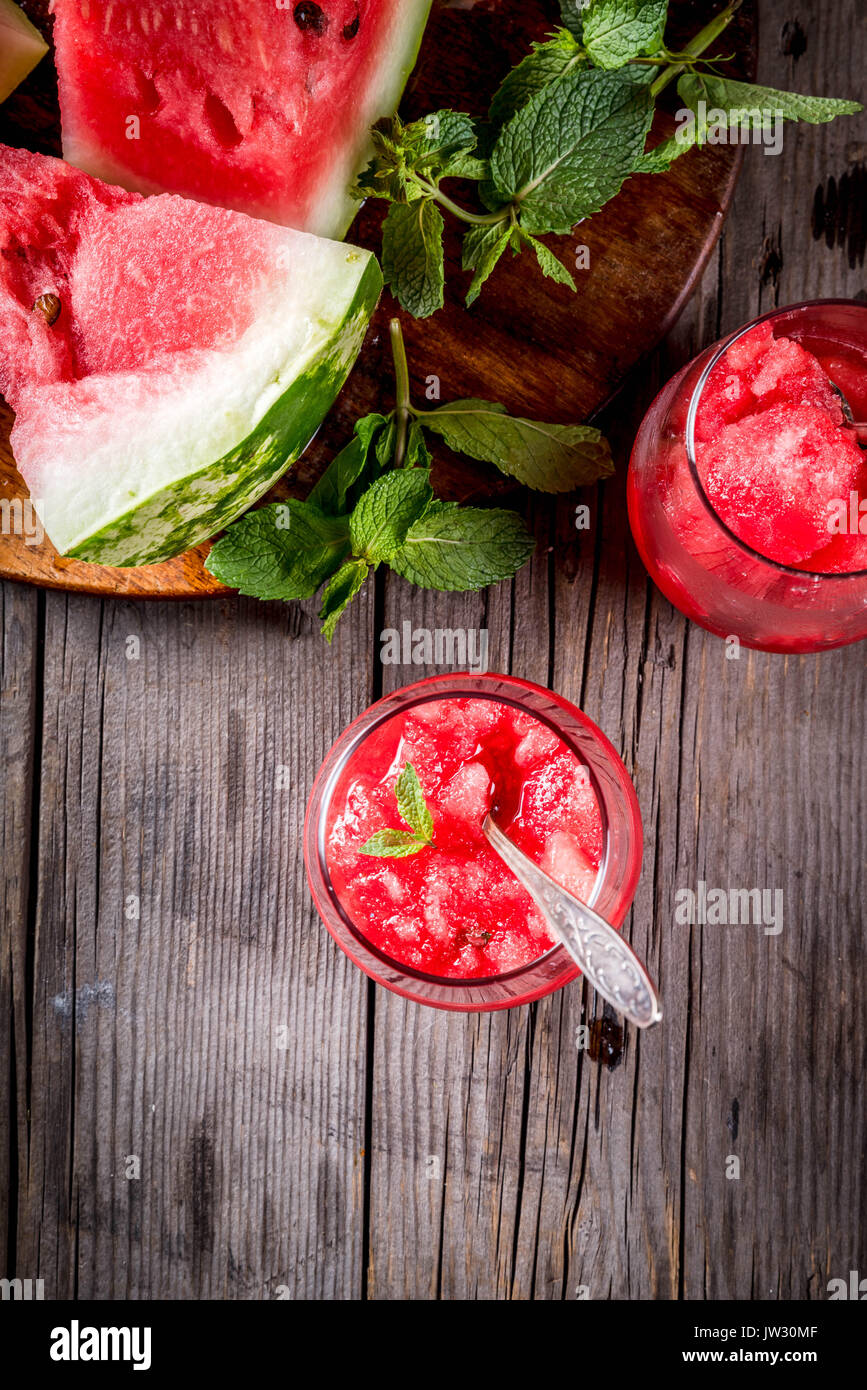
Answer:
13;588;375;1298
0;581;39;1282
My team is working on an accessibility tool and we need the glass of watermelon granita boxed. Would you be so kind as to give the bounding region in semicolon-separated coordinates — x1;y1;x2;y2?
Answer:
304;674;643;1012
627;300;867;653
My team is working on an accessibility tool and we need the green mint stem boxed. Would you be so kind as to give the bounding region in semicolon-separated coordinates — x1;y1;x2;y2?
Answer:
390;318;413;469
413;175;511;228
650;0;741;99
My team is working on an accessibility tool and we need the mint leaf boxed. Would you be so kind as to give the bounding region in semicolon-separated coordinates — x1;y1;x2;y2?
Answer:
359;828;429;858
402;109;479;173
354;123;419;203
490;66;655;234
421;400;614;492
389;502;534;591
375;416;397;468
520;231;577;290
462;223;511;306
442;151;489;180
559;1;589;39
489;30;587;130
395;762;435;842
382;199;445;318
205;501;349;600
308;413;390;516
360;759;436;857
633;129;694;173
349;468;434;564
356;111;481;205
678;74;862;131
319;558;369;642
582;0;667;69
405;420;433;469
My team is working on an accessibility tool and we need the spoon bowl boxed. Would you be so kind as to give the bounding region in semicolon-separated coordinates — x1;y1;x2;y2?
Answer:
482;814;662;1029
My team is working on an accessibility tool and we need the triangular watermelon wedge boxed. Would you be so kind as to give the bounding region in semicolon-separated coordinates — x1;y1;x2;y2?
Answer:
0;144;381;566
50;0;432;238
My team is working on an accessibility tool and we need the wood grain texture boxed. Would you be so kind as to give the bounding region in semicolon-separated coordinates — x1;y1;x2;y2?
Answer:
2;0;866;1302
0;0;754;596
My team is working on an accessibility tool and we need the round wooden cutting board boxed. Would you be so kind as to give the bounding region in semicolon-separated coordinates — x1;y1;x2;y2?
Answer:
0;0;757;599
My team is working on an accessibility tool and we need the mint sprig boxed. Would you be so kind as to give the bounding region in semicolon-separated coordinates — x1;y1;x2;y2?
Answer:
352;0;861;314
206;319;611;640
360;762;436;858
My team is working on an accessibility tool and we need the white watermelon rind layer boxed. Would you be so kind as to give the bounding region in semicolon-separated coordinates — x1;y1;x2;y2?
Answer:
55;254;381;568
319;0;434;239
53;1;434;241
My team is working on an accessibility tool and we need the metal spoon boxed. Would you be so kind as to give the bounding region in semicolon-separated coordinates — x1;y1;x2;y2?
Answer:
830;380;867;447
482;814;662;1029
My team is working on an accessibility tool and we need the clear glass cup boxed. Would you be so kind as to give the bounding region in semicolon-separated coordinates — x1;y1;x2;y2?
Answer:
304;673;643;1012
627;299;867;653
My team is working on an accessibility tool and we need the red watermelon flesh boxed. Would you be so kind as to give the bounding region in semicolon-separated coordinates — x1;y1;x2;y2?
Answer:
0;143;381;566
50;0;432;238
1;147;283;397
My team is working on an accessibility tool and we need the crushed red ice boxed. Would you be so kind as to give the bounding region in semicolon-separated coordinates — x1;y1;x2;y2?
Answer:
694;323;867;568
325;697;605;980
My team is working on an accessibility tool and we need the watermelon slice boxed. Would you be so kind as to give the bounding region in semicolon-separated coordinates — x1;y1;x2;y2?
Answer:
50;0;432;238
0;144;381;566
0;0;48;103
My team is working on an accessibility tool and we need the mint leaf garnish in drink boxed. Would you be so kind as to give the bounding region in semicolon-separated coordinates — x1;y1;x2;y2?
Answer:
360;761;436;857
395;761;435;842
358;829;432;858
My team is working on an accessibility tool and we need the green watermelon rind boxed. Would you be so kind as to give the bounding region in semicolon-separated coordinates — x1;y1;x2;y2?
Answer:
65;256;382;568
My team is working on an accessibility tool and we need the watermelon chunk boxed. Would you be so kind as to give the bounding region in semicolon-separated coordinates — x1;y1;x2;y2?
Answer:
699;402;865;566
0;0;48;103
0;144;381;566
50;0;432;238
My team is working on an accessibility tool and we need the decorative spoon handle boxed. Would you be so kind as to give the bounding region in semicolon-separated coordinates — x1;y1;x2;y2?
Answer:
482;815;662;1029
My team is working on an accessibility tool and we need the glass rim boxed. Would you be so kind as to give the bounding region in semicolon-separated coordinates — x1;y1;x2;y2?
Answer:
303;672;643;1011
684;297;867;582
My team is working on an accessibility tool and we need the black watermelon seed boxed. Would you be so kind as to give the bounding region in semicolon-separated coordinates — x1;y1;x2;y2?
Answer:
343;14;360;39
293;3;328;35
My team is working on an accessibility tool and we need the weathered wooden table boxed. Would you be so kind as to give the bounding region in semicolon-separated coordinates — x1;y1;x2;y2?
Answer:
2;0;864;1300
